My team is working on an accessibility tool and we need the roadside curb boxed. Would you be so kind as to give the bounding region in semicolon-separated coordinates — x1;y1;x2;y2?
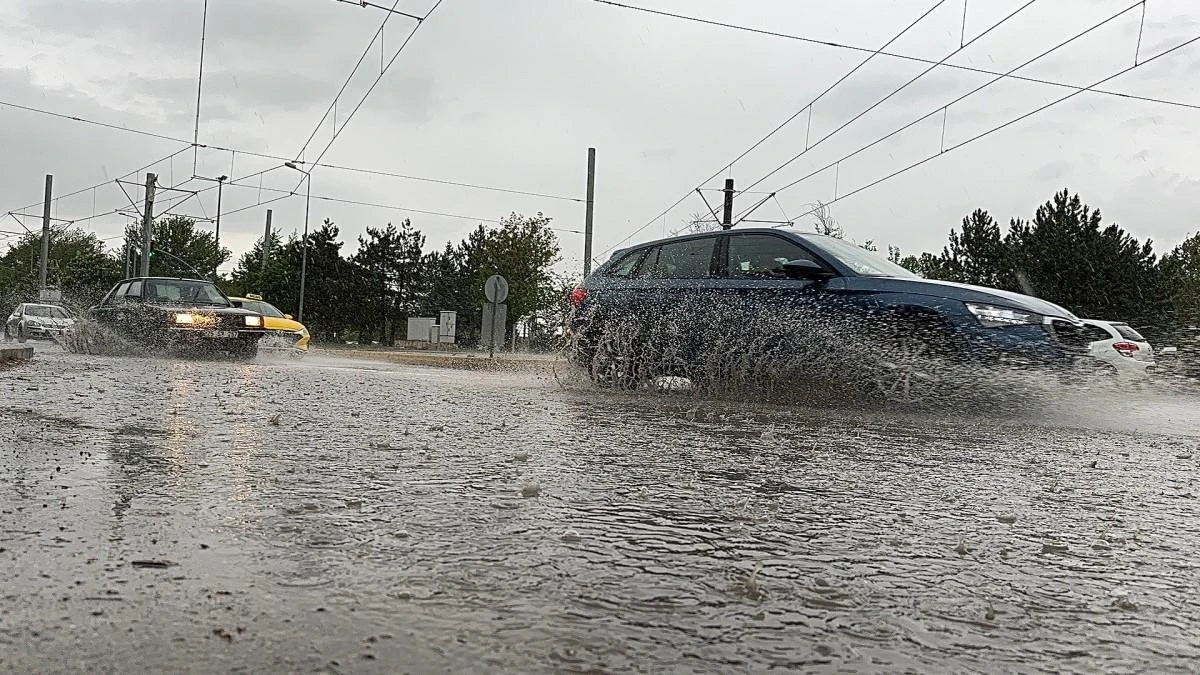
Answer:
0;345;35;365
324;348;563;373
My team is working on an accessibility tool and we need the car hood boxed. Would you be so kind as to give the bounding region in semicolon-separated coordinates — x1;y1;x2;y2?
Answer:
851;277;1080;320
145;304;258;316
264;316;305;332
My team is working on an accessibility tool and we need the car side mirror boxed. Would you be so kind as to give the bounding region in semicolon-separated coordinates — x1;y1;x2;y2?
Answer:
231;300;243;308
782;259;834;280
284;314;293;320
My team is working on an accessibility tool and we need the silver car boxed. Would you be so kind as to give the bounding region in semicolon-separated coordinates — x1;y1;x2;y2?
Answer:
4;303;75;342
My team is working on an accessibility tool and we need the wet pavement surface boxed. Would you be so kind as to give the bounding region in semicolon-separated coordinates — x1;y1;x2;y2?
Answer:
2;342;1200;673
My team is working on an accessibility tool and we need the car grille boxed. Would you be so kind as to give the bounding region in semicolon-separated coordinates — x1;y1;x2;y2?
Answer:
1044;319;1092;354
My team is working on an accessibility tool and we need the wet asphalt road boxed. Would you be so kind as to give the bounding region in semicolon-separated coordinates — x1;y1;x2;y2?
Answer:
2;343;1200;674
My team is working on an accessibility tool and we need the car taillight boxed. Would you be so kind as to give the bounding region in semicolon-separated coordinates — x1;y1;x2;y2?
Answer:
569;288;588;308
1112;341;1139;357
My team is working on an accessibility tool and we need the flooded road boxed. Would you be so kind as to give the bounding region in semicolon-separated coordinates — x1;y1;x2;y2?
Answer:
2;346;1199;673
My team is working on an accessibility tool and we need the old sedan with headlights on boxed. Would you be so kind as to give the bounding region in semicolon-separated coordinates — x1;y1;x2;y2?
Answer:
84;277;267;358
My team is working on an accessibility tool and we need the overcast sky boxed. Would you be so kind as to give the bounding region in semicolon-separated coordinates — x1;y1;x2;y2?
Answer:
1;0;1197;278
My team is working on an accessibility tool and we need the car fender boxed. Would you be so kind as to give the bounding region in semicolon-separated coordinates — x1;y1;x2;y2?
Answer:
858;291;971;327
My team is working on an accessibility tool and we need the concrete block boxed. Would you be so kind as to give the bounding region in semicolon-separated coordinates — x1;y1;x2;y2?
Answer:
0;345;34;363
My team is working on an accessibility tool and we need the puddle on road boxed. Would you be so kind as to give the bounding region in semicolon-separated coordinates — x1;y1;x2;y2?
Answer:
1;349;1199;673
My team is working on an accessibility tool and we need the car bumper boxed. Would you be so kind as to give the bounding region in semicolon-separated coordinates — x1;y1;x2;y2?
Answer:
259;330;310;352
166;327;266;343
26;325;70;339
948;321;1082;369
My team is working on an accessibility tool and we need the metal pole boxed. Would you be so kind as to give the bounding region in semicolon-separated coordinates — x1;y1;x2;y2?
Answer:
722;178;734;229
192;0;209;175
260;208;273;284
214;177;224;250
140;173;157;276
583;147;596;276
38;174;52;291
297;174;311;323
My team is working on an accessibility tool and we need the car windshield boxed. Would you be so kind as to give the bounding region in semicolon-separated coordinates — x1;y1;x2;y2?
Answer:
143;280;230;307
25;305;68;318
241;300;285;318
808;235;920;278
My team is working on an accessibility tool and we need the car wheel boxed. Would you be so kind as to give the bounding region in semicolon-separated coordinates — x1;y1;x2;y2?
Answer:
859;316;958;406
589;320;645;390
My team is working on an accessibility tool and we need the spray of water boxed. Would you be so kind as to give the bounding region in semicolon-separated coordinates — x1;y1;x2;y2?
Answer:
559;300;1154;415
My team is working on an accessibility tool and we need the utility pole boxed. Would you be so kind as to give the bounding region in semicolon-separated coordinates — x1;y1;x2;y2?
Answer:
214;175;226;251
583;147;596;276
140;173;157;277
721;177;734;230
260;209;272;283
38;174;52;292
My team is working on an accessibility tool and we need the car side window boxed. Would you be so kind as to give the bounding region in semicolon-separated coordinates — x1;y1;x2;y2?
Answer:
605;249;646;278
727;234;820;279
125;280;143;299
112;282;132;301
637;238;717;279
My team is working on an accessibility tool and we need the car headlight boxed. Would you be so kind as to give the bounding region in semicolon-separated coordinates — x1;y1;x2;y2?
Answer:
966;302;1041;328
244;316;262;327
173;313;195;325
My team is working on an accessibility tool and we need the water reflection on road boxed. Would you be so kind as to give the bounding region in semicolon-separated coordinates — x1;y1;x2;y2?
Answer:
1;347;1198;673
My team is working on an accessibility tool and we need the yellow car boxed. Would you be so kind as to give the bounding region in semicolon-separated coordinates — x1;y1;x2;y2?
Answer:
227;294;310;353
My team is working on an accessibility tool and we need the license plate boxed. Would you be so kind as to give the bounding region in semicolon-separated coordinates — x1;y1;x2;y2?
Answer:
204;330;239;339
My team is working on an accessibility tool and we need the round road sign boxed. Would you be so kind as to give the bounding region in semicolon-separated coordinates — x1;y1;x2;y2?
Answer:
484;275;509;303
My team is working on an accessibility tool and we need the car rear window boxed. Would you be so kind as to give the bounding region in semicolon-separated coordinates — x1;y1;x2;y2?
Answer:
1113;324;1145;341
604;249;646;278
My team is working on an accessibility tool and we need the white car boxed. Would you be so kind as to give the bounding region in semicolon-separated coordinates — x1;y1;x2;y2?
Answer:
1081;319;1155;376
4;303;75;342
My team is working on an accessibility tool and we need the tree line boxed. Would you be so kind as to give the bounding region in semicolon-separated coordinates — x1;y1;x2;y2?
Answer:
884;188;1198;342
3;187;1197;347
0;211;567;347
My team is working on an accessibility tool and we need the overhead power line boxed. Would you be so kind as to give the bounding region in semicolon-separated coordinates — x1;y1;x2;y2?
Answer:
294;0;446;194
591;0;1200;114
750;0;1152;211
0;99;579;209
772;33;1200;230
295;0;420;161
596;0;951;257
739;0;1042;195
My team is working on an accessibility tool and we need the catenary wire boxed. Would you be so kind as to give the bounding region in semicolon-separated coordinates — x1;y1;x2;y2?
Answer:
591;0;1200;114
295;0;446;193
595;0;950;257
754;0;1149;211
739;0;1043;195
294;0;417;160
775;34;1200;229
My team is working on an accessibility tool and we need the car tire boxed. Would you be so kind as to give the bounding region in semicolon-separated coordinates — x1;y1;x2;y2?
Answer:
858;314;958;406
589;320;646;390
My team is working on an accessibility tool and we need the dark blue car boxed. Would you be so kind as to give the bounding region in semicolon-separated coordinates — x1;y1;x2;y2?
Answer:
566;227;1089;400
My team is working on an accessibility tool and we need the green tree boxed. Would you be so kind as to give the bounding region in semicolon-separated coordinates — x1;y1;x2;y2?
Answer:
941;208;1007;287
459;212;561;341
0;227;122;310
352;219;425;344
1005;189;1169;326
122;215;229;279
229;229;286;299
1161;231;1200;328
